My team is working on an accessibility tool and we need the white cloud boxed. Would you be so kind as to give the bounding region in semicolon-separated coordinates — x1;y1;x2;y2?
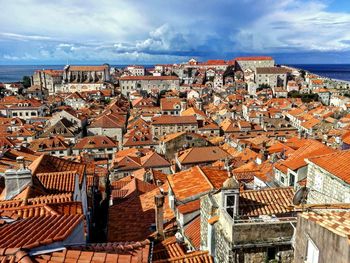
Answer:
1;0;350;63
235;0;350;52
0;32;53;41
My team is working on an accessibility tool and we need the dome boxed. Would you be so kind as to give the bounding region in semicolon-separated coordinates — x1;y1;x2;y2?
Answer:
222;176;240;189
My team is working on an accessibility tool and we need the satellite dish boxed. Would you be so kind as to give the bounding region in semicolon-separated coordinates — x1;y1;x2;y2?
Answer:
175;232;184;243
293;186;309;206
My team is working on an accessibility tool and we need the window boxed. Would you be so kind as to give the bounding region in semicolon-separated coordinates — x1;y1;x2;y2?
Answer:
266;247;276;261
225;195;236;218
306;238;319;263
280;175;285;184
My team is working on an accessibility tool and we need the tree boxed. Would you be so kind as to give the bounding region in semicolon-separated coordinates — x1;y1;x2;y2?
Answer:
256;83;271;92
22;76;31;88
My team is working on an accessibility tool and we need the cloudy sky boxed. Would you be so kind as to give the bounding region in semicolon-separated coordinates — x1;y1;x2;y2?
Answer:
1;0;350;65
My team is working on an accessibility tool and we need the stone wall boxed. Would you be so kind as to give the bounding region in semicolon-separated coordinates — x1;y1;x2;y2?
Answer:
214;224;234;263
231;221;294;246
294;214;350;263
236;245;293;263
152;124;198;138
306;162;350;204
200;195;213;250
236;60;275;72
162;134;209;160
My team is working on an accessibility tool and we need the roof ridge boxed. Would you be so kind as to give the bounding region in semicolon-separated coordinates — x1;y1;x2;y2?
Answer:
308;149;348;161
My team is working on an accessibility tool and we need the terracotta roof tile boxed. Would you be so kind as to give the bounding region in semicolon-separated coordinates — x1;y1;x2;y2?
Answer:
152;236;186;261
307;150;350;184
184;216;201;249
177;146;230;165
0;214;84;249
120;75;179;81
0;249;33;263
108;185;175;242
36;171;78;193
301;211;350;240
239;187;294;217
276;139;335;172
177;200;200;215
73;135;118;150
152;116;197;125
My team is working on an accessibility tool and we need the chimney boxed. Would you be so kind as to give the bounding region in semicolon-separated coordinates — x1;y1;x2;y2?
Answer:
195;99;203;110
154;194;165;239
180;100;187;112
16;156;25;170
4;163;32;200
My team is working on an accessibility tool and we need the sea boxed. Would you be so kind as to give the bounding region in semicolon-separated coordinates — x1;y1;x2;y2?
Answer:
290;64;350;82
1;64;350;83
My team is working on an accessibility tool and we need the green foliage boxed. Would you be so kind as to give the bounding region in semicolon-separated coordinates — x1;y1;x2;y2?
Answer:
287;90;318;102
256;83;271;92
22;76;31;88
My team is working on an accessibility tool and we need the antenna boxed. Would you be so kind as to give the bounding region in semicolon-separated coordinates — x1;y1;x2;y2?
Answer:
292;186;309;207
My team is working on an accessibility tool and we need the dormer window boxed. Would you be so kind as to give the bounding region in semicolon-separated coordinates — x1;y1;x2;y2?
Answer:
222;177;240;220
224;194;237;218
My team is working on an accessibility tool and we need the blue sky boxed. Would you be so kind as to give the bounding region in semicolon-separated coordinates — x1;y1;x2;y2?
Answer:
1;0;350;65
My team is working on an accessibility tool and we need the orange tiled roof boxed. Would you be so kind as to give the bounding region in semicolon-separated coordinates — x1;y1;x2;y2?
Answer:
167;166;228;201
184;216;201;249
307;150;350;184
300;211;350;239
0;249;33;263
36;171;78;193
0;214;83;249
277;139;335;172
29;154;85;178
34;240;150;262
120;75;179;81
177;146;230;165
239;187;294;217
235;56;273;61
181;107;206;118
108;184;175;242
28;193;73;205
177;199;200;214
29;136;69;152
152;116;197;125
152;235;213;262
73;135;118;149
69;65;108;71
0;204;58;219
154;250;213;263
160;98;181;111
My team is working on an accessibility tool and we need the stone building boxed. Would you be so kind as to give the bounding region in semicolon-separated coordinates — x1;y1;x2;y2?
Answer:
31;69;63;95
235;56;275;72
294;211;350;263
60;64;111;93
151;115;198;138
110;148;171;180
175;146;231;171
255;67;289;88
72;135;118;161
4;98;49;120
125;65;145;76
305;150;350;204
200;181;295;263
159;132;211;160
119;75;180;96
